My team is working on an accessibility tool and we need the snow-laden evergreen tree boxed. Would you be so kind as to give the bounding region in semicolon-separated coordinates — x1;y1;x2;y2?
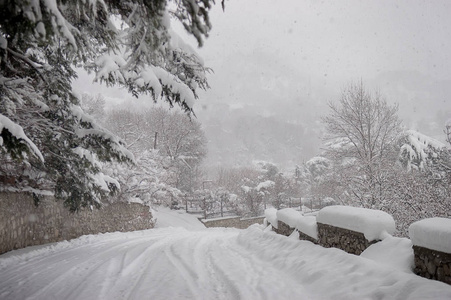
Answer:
399;130;448;172
0;0;215;210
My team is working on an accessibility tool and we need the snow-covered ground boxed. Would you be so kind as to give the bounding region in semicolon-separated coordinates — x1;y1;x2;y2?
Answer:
1;209;450;299
152;206;206;230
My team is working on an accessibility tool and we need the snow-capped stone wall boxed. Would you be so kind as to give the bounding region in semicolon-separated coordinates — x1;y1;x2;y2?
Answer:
270;208;318;243
316;206;396;242
409;218;451;284
268;206;396;255
239;216;266;229
202;216;265;229
317;223;378;255
316;206;395;255
0;192;154;255
274;220;318;244
202;216;241;228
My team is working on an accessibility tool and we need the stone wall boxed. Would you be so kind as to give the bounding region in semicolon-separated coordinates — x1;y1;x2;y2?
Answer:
413;246;451;284
202;216;264;229
0;192;154;255
274;220;318;244
238;217;265;229
317;223;377;255
270;215;380;254
274;220;294;236
298;231;318;244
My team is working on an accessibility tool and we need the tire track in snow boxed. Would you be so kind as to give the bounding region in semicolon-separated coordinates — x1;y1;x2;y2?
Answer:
188;231;242;300
96;236;178;299
1;227;313;300
203;240;242;299
17;237;157;300
0;230;185;300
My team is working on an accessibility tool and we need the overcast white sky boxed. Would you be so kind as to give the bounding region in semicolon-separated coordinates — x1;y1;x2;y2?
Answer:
199;0;450;78
190;0;451;104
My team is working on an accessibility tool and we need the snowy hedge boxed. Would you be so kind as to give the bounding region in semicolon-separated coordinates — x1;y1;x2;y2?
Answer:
316;206;395;241
409;218;451;254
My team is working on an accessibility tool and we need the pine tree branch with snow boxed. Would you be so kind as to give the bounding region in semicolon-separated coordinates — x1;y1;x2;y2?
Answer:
0;0;216;210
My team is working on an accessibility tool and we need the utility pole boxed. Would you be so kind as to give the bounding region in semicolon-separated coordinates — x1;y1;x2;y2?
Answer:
154;132;158;149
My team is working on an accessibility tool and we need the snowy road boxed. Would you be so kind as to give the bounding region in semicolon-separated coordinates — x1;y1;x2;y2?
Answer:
1;224;451;299
0;227;307;300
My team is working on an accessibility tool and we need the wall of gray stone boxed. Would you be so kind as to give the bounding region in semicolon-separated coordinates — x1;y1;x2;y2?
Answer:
298;231;318;244
238;217;265;229
317;223;377;255
0;192;154;255
413;246;451;284
274;220;318;244
202;216;264;229
274;220;294;236
272;212;451;285
272;220;375;255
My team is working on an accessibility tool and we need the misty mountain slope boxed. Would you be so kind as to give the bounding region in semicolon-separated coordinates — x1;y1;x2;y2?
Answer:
197;51;328;169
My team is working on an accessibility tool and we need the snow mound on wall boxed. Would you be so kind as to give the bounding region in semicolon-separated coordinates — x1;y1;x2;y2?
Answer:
277;208;318;239
316;206;395;241
409;217;451;254
265;208;278;229
295;216;318;240
276;208;300;228
361;236;414;273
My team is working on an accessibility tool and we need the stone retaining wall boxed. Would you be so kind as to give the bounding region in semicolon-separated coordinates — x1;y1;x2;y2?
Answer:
298;231;318;244
317;223;377;255
271;220;375;252
274;220;318;244
0;192;154;255
274;220;294;236
238;217;265;229
271;209;451;285
413;246;451;284
202;216;264;229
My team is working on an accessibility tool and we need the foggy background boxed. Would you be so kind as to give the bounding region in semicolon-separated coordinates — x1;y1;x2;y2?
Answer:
74;0;451;171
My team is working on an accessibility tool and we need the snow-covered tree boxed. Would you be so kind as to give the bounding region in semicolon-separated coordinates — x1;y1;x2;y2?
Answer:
322;82;402;207
81;93;106;123
309;128;451;236
106;150;181;207
295;156;343;209
0;0;215;210
399;130;447;171
105;107;207;194
269;172;302;209
445;120;451;146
